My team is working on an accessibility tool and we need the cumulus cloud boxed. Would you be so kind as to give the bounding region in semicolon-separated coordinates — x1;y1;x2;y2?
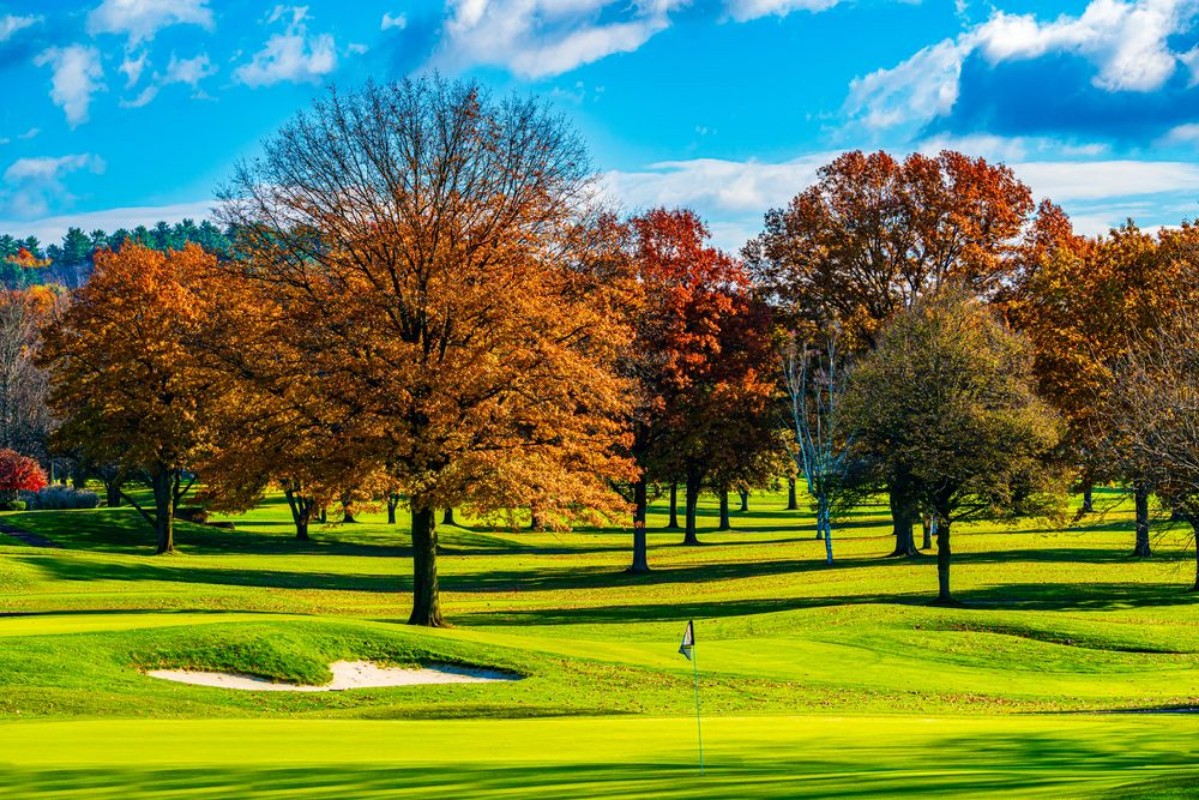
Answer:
847;0;1199;133
2;154;106;218
87;0;214;46
235;6;337;87
0;13;40;42
436;0;690;79
34;45;105;128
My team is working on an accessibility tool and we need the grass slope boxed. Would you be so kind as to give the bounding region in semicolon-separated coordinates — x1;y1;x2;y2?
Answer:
1;486;1197;797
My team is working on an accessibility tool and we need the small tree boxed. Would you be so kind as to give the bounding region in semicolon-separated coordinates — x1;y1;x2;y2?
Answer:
0;448;47;505
844;292;1064;603
783;332;854;564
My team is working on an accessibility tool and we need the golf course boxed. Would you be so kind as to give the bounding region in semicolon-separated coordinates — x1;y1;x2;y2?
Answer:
1;487;1197;798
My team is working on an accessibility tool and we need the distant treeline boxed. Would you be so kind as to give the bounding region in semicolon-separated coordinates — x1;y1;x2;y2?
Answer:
0;219;232;289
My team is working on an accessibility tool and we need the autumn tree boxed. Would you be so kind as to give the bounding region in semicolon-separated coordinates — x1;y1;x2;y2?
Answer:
745;149;1040;557
38;243;224;554
0;448;47;506
844;292;1064;603
1005;221;1199;556
616;208;773;565
220;77;635;626
1105;312;1199;589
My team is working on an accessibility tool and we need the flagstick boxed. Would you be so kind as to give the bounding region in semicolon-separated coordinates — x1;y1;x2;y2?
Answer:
692;641;704;776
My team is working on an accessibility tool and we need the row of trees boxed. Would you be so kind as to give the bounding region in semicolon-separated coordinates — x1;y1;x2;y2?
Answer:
0;220;232;289
23;77;1199;626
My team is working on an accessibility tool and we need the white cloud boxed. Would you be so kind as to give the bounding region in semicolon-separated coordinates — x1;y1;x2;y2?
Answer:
235;5;337;87
87;0;213;46
847;0;1199;130
2;154;106;218
382;12;407;31
1163;122;1199;142
436;0;690;79
120;53;216;108
725;0;842;22
120;50;148;87
0;200;216;243
34;46;105;128
0;13;40;42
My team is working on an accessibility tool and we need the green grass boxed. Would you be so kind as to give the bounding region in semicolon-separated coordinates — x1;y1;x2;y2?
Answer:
2;486;1199;797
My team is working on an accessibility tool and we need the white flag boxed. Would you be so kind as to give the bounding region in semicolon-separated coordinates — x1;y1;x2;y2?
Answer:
679;620;694;660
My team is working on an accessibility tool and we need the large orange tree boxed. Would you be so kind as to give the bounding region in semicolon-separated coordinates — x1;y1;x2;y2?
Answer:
38;243;224;553
220;77;635;626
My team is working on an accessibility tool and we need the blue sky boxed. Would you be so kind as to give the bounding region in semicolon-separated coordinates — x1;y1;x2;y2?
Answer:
3;0;1199;250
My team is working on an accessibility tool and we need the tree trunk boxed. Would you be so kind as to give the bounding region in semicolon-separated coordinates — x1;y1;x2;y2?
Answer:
442;508;455;526
921;516;934;551
935;518;952;603
1081;484;1094;514
818;494;833;565
152;470;175;555
888;484;918;557
319;507;327;524
408;506;445;627
529;504;545;531
284;487;312;541
738;490;749;513
665;483;679;530
387;495;398;525
718;489;731;531
787;477;798;510
683;469;701;546
1133;483;1151;558
341;504;356;524
628;478;650;574
105;480;122;508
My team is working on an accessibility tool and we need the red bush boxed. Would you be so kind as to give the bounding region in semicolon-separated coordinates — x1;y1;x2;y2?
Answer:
0;449;48;493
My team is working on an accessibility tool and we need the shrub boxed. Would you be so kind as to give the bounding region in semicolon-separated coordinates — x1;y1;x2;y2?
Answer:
0;499;26;512
28;485;100;510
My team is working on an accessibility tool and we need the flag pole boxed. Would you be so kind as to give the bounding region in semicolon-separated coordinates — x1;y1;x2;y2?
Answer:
692;631;704;776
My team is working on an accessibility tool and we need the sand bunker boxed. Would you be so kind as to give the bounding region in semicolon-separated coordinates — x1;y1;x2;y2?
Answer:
147;660;520;692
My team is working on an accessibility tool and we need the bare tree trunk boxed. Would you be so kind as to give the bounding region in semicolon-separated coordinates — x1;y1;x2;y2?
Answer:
1081;483;1094;514
921;516;934;550
787;476;798;510
408;506;444;627
105;480;122;508
442;508;455;526
738;490;748;513
818;494;833;564
529;504;545;531
1133;483;1151;558
666;483;679;530
629;478;650;574
718;489;731;531
683;469;701;546
387;495;399;525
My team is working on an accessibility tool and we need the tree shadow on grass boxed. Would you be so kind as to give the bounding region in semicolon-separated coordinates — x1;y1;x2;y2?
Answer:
16;555;408;594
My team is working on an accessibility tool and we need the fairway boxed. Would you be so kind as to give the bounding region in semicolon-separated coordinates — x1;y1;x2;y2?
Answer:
2;488;1199;797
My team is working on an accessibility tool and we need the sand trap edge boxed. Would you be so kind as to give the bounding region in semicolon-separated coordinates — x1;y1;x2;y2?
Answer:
146;660;522;692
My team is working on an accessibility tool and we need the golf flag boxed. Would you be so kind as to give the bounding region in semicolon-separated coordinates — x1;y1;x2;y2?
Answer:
679;620;694;660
